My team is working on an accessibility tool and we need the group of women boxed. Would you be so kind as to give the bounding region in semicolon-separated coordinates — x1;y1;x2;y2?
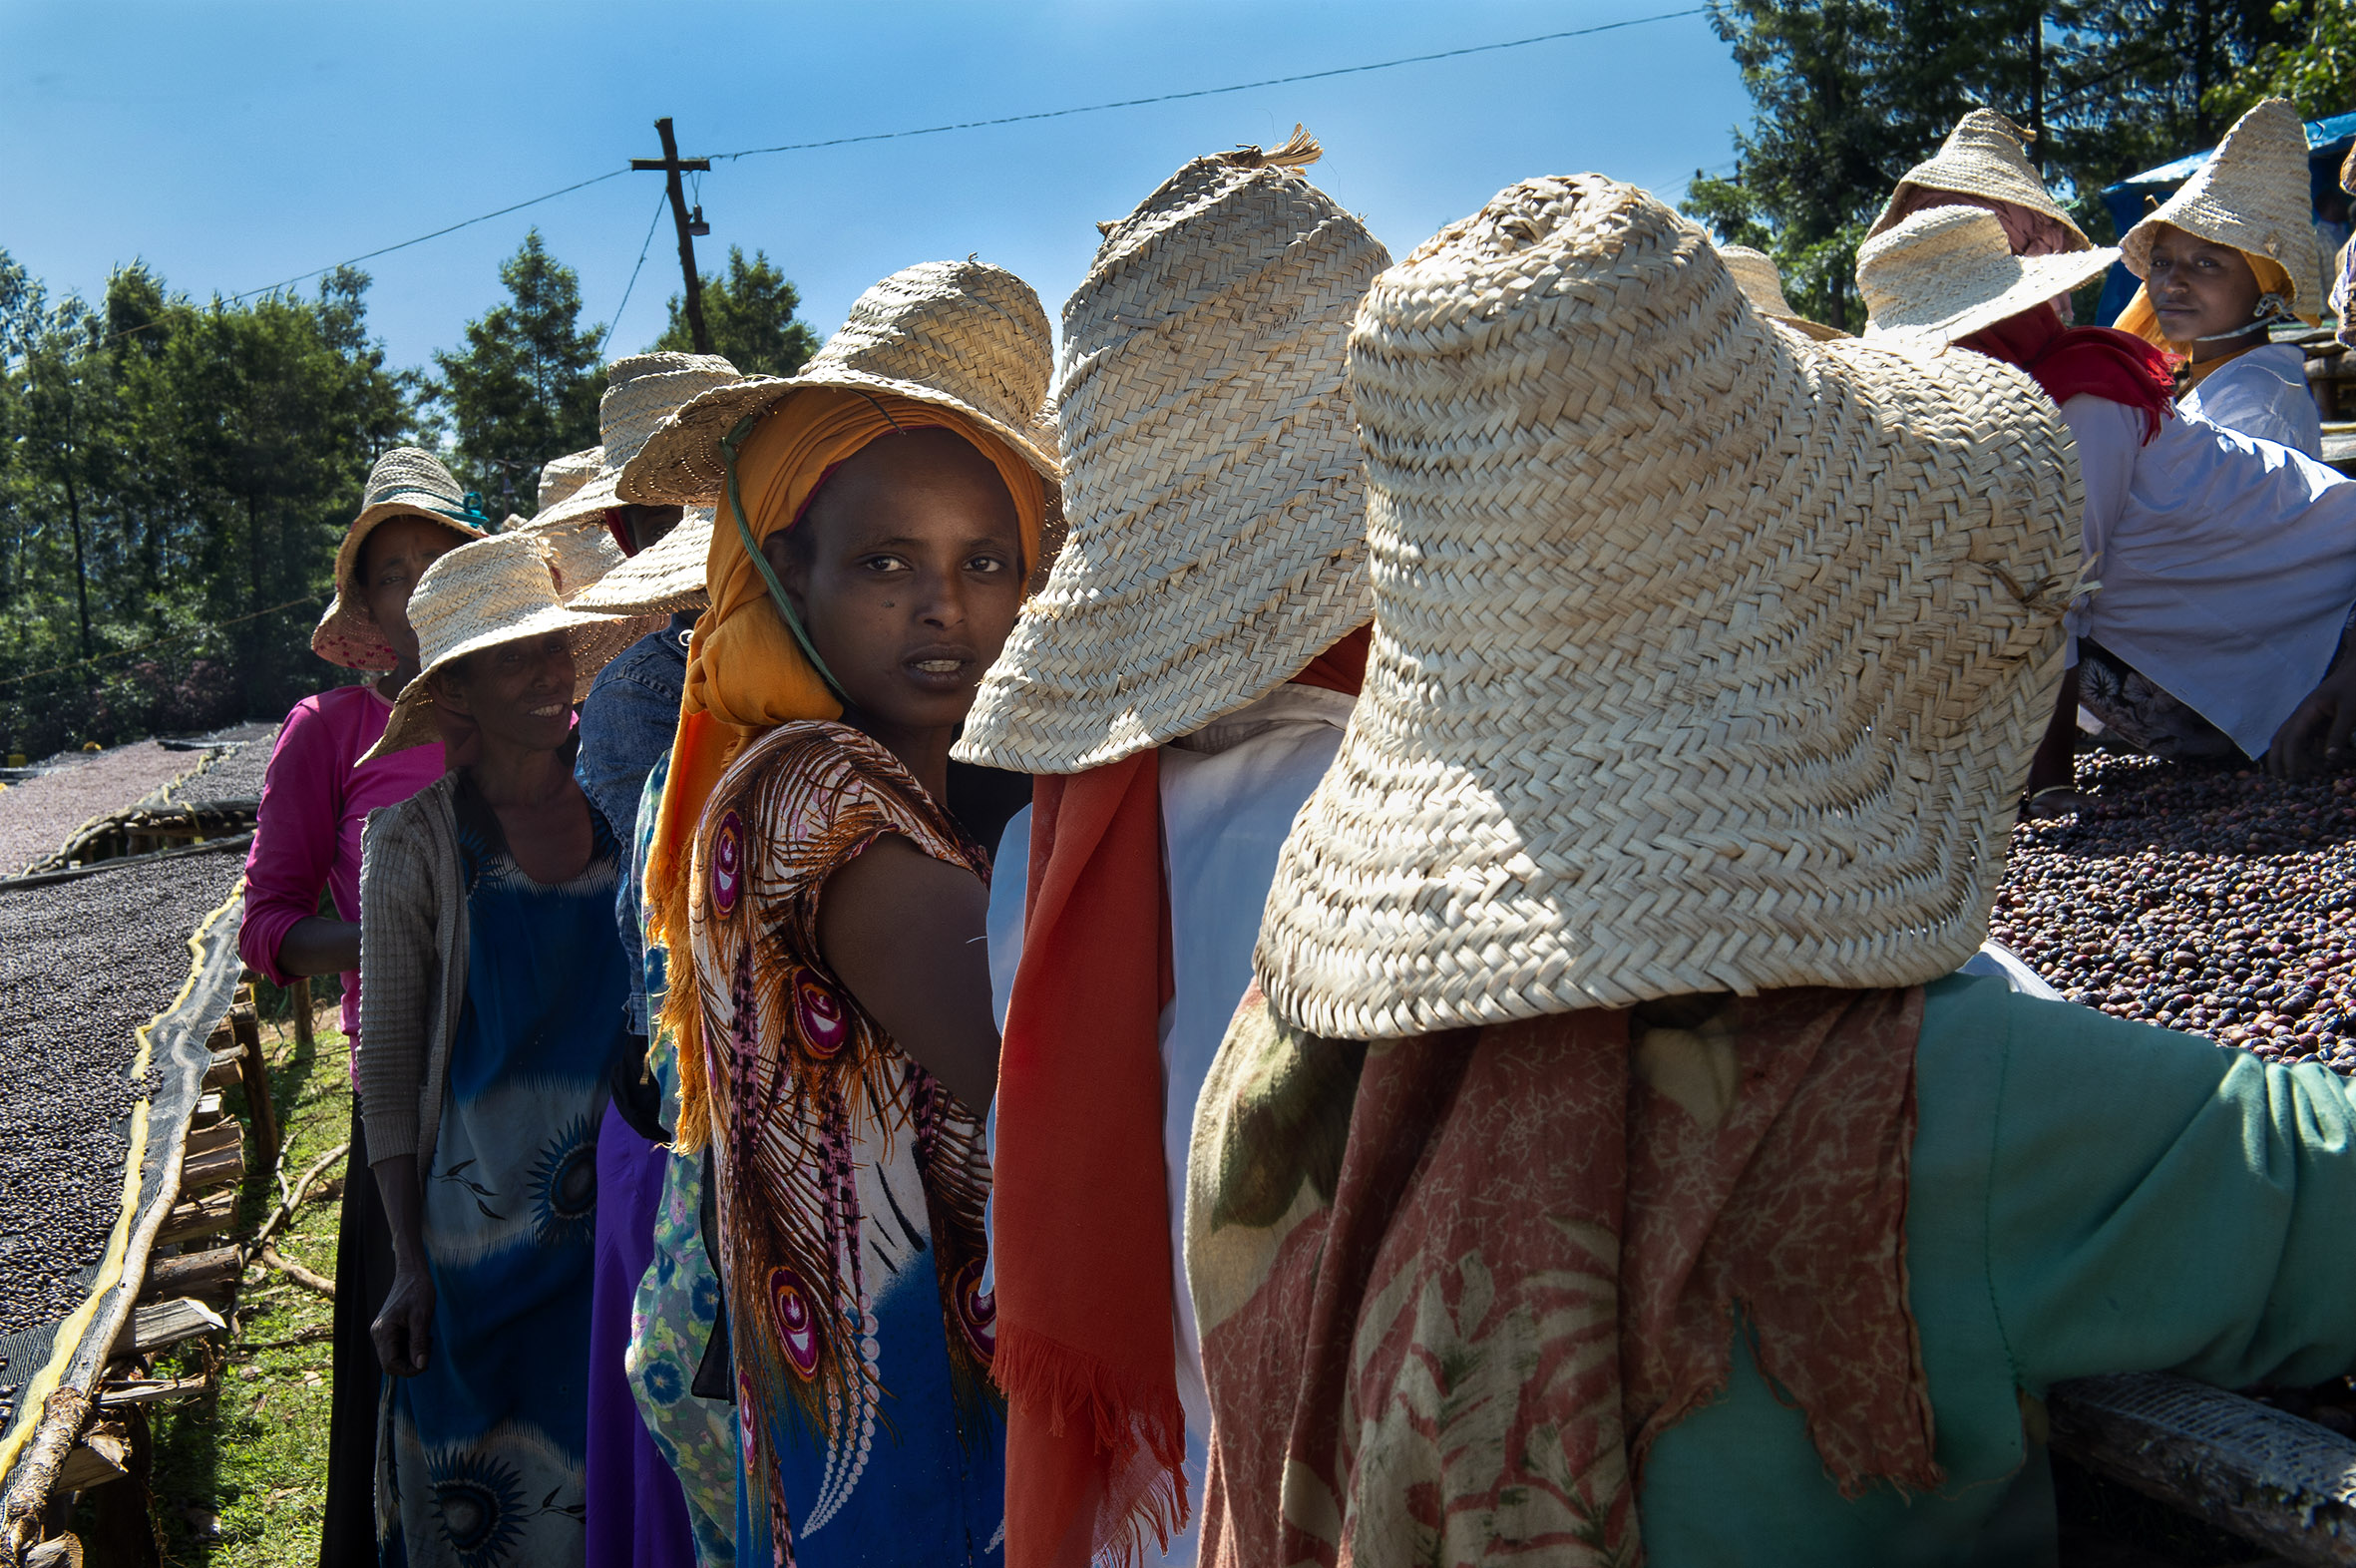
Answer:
234;105;2356;1568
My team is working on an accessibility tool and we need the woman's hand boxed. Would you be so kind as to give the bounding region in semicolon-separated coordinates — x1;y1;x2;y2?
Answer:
372;1264;435;1377
2266;659;2356;782
370;1153;433;1376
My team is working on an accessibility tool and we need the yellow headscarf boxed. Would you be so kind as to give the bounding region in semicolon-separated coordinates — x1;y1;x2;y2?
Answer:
2115;251;2317;350
648;384;1045;1146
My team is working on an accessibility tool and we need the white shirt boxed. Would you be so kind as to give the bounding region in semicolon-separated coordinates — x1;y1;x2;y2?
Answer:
983;682;1354;1563
2063;393;2356;757
2178;343;2322;458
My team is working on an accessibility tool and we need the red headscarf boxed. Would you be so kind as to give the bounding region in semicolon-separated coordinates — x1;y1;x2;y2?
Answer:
1958;306;2176;443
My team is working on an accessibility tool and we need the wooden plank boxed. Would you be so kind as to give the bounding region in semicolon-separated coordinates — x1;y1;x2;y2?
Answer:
2049;1371;2356;1566
152;1188;235;1248
110;1299;224;1360
51;1424;129;1494
94;1374;209;1409
200;1048;240;1091
176;1122;243;1196
138;1246;239;1304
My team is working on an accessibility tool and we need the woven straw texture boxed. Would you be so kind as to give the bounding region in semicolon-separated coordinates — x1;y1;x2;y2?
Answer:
2121;98;2324;305
618;260;1059;505
571;505;718;615
537;354;743;530
955;131;1390;773
365;532;649;760
312;446;487;670
1721;245;1850;339
1868;110;2092;248
500;513;625;602
536;447;603;514
1859;205;2119;343
1255;175;2085;1041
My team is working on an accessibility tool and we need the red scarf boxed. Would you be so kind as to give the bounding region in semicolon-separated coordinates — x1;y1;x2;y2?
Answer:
1958;307;2175;444
993;626;1370;1568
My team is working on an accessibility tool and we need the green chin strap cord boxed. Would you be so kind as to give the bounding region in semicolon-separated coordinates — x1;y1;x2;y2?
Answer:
721;413;850;706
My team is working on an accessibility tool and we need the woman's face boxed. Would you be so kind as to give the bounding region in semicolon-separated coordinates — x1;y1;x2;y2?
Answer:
359;518;467;663
763;427;1025;737
2146;223;2266;346
430;630;577;753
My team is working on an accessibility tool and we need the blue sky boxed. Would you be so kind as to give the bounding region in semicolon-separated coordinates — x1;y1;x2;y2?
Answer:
0;1;1750;373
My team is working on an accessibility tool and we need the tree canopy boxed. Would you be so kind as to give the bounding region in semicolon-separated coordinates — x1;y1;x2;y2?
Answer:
432;228;603;514
653;246;822;378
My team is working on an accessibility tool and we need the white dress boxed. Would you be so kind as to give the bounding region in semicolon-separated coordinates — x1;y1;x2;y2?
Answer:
984;682;1354;1565
2177;342;2323;458
2063;393;2356;757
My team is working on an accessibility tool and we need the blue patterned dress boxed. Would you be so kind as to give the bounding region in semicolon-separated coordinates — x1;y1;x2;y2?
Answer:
377;780;625;1568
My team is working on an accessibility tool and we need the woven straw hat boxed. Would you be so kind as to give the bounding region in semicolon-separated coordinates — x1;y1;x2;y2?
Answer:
312;447;490;670
618;260;1060;505
536;447;603;515
1858;205;2119;343
569;505;719;615
954;128;1390;774
1868;109;2092;248
2121;98;2324;307
500;513;625;603
1720;245;1850;340
1253;175;2083;1041
535;354;743;531
361;532;648;761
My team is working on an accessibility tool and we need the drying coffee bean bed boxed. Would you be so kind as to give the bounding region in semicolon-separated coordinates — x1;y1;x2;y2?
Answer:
169;725;277;808
0;851;243;1336
0;743;203;877
1990;748;2356;1072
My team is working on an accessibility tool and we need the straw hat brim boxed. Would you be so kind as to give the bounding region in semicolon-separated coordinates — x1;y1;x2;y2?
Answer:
311;512;489;670
1865;245;2120;345
529;471;624;534
359;604;655;763
1766;311;1851;342
619;370;1061;507
571;508;715;617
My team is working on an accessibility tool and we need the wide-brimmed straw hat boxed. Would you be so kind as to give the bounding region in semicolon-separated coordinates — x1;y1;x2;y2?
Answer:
500;513;625;603
2121;98;2323;308
312;447;491;670
1253;174;2083;1041
1858;205;2119;344
1719;245;1850;339
954;127;1390;774
568;505;719;615
535;355;744;531
1867;109;2092;248
535;447;603;515
360;532;647;762
618;261;1060;506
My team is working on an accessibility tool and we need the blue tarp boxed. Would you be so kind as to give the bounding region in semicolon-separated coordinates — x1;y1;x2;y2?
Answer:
2094;110;2356;324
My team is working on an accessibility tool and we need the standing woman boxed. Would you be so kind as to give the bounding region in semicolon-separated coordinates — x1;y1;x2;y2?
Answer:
630;260;1057;1567
2115;99;2327;456
357;533;638;1567
236;447;484;1568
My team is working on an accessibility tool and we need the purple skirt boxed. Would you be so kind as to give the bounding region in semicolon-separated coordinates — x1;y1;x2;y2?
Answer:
588;1101;697;1568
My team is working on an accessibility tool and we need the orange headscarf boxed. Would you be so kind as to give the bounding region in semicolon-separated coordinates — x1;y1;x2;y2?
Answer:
2114;252;2316;354
649;384;1046;1147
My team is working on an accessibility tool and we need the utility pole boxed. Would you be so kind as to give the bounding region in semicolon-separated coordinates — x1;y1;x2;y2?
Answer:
632;118;714;354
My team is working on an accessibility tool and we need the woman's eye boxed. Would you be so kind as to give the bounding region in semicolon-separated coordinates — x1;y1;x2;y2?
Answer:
967;556;1007;574
858;556;909;574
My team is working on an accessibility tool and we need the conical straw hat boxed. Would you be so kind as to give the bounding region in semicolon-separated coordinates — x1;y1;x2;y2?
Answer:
1867;109;2091;248
2120;98;2323;307
955;127;1390;774
618;261;1059;505
360;532;649;762
500;513;626;603
536;447;603;515
1254;175;2084;1041
534;355;743;530
1719;245;1850;339
312;446;490;670
1858;205;2118;344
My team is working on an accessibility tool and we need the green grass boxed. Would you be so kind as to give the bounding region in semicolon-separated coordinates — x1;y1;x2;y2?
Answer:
77;1000;353;1565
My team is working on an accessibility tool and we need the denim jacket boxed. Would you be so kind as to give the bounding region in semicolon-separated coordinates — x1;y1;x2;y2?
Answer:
576;611;694;1033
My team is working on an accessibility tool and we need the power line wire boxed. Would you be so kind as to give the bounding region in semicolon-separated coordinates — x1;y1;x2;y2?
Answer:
707;10;1709;162
596;189;673;360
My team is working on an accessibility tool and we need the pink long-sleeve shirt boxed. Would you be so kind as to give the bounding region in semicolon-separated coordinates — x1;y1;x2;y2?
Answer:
238;684;446;1045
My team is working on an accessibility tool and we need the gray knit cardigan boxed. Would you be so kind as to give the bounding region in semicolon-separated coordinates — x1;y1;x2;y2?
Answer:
356;772;469;1183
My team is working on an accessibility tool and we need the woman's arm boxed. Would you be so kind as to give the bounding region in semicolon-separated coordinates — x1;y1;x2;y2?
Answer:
819;835;1000;1111
370;1154;434;1375
238;701;347;984
276;917;360;978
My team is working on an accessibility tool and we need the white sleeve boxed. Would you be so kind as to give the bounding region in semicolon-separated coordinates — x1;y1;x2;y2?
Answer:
985;804;1031;1033
2056;395;2142;653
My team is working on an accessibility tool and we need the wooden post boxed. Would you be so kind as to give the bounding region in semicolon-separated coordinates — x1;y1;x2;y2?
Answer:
227;1001;277;1171
288;976;314;1056
631;119;715;354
